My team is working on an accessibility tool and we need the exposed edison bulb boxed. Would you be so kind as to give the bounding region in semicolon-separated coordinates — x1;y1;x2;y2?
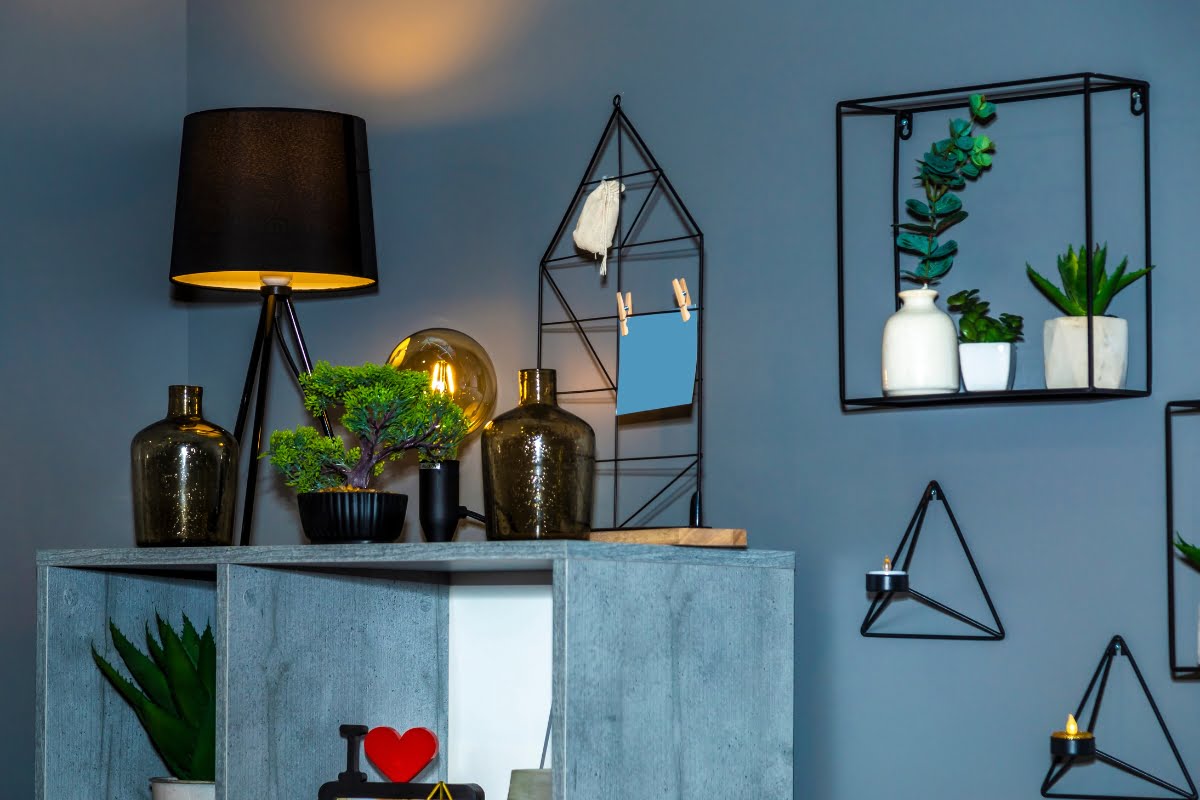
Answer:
388;328;496;436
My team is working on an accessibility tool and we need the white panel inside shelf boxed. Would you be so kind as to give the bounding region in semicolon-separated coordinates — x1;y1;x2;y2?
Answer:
448;578;553;798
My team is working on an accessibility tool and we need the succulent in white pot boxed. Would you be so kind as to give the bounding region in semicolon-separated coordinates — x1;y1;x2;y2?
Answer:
92;614;216;800
1026;244;1152;389
884;93;998;396
947;289;1024;391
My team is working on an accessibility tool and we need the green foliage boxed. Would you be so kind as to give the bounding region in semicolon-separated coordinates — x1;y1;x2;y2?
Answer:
265;362;470;491
1176;534;1200;571
947;289;1024;343
91;614;215;781
896;94;997;285
1026;243;1152;316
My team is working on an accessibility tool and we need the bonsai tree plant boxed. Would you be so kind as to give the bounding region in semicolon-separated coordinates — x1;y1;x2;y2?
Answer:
882;94;998;397
1026;243;1152;389
92;613;215;799
947;289;1024;392
266;361;468;543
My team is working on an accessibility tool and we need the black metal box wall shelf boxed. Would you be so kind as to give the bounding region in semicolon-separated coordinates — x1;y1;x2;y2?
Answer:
836;73;1151;411
1165;401;1200;678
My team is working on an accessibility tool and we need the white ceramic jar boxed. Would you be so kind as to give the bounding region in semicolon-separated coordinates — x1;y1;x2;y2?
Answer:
1043;316;1128;389
881;288;960;396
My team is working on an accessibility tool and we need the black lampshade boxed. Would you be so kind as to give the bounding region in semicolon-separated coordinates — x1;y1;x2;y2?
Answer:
170;108;377;292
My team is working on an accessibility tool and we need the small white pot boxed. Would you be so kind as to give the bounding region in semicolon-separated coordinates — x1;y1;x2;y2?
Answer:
959;342;1014;392
150;778;215;800
1043;316;1128;389
881;288;959;396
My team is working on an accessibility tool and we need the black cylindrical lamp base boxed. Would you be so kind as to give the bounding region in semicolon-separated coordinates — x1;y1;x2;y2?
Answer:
866;571;909;593
420;460;461;543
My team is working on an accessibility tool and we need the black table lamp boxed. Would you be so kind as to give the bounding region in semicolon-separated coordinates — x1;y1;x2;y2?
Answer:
170;107;377;545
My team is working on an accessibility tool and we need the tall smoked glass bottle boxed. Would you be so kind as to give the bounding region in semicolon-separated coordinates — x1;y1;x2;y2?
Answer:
131;385;238;546
481;369;595;539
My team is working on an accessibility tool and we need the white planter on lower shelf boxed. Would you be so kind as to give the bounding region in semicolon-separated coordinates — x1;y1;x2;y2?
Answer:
959;342;1014;392
1043;316;1128;389
151;778;215;800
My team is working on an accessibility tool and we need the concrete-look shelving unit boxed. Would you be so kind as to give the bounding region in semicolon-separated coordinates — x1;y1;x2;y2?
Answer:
36;542;794;799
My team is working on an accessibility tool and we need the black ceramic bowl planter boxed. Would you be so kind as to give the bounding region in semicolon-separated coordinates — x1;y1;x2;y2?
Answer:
297;490;408;544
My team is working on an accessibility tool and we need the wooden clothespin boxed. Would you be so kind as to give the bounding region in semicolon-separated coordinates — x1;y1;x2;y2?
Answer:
672;278;692;322
616;291;632;336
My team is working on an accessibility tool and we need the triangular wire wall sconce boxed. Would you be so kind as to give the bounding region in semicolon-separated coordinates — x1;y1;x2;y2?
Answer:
860;480;1004;641
536;95;705;529
1041;635;1197;800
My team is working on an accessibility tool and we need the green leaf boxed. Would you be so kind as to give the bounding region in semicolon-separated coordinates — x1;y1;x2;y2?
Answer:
955;136;975;150
970;151;993;167
961;161;980;178
198;624;216;699
897;222;935;234
93;647;194;779
970;93;985;115
946;175;966;190
107;620;176;715
184;701;216;781
157;614;209;727
923;151;957;175
905;199;932;219
920;254;954;279
1028;263;1084;315
950;118;971;138
934;209;968;233
973;135;993;152
181;615;200;666
146;623;167;671
980;101;997;118
1176;534;1200;571
930;239;958;259
932;194;962;215
896;232;935;255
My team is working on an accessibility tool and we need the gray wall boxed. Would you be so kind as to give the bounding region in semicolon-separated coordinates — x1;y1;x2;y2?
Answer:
9;0;1200;797
0;0;188;793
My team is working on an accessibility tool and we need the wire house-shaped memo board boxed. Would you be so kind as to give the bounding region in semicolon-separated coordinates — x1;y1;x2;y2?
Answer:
537;96;705;528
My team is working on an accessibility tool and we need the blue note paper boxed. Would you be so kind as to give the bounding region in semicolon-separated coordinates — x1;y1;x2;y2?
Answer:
616;309;699;416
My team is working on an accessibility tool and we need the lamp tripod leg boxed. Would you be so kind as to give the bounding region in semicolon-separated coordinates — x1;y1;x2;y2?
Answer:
237;292;278;546
278;296;332;437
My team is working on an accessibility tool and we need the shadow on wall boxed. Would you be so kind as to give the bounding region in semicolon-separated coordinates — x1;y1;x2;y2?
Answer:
238;0;554;125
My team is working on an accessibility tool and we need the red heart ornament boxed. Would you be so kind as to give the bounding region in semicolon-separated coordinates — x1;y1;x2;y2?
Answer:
364;726;439;782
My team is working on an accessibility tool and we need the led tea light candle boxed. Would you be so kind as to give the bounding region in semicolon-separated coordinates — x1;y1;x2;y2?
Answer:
865;556;909;593
1050;714;1095;758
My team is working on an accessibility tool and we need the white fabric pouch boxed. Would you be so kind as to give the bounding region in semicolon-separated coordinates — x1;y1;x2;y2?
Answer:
572;179;624;275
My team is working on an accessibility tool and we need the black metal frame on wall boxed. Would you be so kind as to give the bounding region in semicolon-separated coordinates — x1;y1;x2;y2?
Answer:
1041;635;1196;800
1165;400;1200;678
836;72;1152;411
861;480;1004;641
536;96;705;528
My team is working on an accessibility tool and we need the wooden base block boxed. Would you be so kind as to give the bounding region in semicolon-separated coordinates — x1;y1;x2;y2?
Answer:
588;527;747;548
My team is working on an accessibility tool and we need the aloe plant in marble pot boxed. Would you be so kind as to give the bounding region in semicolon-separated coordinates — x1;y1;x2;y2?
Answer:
92;613;215;800
1026;243;1152;389
265;361;468;543
947;289;1024;391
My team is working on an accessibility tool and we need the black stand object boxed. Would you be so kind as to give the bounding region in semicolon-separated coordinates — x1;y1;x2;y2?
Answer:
233;284;333;546
860;480;1004;641
537;95;705;529
318;725;484;800
1041;635;1196;800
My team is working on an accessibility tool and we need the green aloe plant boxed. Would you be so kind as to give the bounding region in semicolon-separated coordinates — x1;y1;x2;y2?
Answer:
896;93;998;285
91;613;215;781
1176;534;1200;571
947;289;1024;343
1026;243;1152;316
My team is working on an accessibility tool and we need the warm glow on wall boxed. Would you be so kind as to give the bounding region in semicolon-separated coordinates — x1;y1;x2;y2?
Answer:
290;0;545;98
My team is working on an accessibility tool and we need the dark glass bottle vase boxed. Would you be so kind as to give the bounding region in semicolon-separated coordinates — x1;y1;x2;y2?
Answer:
482;369;595;540
131;385;238;546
